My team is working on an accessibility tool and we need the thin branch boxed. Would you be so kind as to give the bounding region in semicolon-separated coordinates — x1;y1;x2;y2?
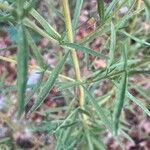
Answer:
0;56;74;82
61;0;85;109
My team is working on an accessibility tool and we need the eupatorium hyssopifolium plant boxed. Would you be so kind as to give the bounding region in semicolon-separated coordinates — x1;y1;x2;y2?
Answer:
0;0;150;149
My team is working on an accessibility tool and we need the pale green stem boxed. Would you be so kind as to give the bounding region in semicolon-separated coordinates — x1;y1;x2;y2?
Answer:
61;0;85;110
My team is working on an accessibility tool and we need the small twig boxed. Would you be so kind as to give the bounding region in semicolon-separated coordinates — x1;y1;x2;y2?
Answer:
0;56;74;81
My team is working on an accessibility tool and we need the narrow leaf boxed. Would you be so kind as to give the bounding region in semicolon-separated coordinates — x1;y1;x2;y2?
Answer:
138;86;150;100
144;0;150;22
80;7;143;44
91;136;105;150
127;92;150;116
72;0;83;36
28;51;70;114
107;22;116;67
52;108;78;134
115;8;144;29
26;30;47;69
62;42;107;58
25;2;61;40
113;43;128;136
84;87;112;132
105;0;119;19
24;18;57;43
84;127;94;150
121;131;135;143
17;23;28;118
120;31;150;46
30;9;60;40
96;0;105;23
113;72;127;135
57;80;82;91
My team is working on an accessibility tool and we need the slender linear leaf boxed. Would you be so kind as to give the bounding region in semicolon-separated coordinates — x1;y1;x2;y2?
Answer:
107;22;116;67
115;8;144;29
127;92;150;116
66;131;82;150
130;85;150;102
30;9;60;40
55;130;64;150
110;59;138;71
17;23;28;118
52;108;78;134
62;42;107;58
57;80;83;91
144;0;150;22
26;30;47;69
121;130;134;143
25;2;61;40
113;43;128;136
33;121;59;132
120;31;150;46
28;51;70;115
72;0;83;37
113;71;127;135
61;116;77;147
84;87;112;132
24;18;57;43
84;127;94;150
96;0;105;23
129;69;150;75
17;0;24;20
91;136;105;150
24;0;35;13
105;0;119;18
80;7;143;44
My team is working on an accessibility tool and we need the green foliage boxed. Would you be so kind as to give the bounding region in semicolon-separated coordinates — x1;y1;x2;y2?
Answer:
29;6;61;41
107;22;116;67
128;92;150;117
84;87;112;132
113;43;128;136
62;42;107;58
96;0;105;23
72;0;83;37
16;23;28;118
0;0;150;149
26;31;46;69
144;0;150;22
28;51;70;115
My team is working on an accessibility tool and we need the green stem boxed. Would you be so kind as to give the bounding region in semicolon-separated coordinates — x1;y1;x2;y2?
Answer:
61;0;85;110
